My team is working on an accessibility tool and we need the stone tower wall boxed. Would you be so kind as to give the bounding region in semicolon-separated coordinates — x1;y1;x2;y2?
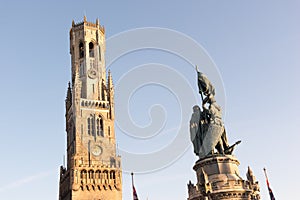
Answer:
59;17;122;200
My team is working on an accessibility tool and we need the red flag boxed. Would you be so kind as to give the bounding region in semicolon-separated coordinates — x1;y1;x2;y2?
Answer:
133;184;139;200
131;172;139;200
264;168;276;200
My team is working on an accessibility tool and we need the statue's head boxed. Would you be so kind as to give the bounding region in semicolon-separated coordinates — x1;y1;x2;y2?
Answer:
193;105;200;112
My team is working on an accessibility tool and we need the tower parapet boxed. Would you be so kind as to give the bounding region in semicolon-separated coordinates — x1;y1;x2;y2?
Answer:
71;16;105;34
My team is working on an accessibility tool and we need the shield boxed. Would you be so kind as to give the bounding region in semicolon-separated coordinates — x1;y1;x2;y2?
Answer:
198;123;224;158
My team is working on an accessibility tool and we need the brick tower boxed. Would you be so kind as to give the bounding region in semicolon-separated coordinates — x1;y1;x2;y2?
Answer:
59;17;122;200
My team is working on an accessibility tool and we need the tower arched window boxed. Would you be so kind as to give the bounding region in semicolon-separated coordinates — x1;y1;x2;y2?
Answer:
87;117;91;135
96;116;103;136
88;115;103;137
81;170;87;182
95;170;101;179
89;42;94;57
88;170;94;179
87;115;95;136
103;170;108;180
91;116;95;136
79;42;84;58
110;171;115;179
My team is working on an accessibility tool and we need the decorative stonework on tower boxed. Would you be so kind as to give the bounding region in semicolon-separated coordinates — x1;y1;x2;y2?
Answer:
187;68;260;200
59;17;122;200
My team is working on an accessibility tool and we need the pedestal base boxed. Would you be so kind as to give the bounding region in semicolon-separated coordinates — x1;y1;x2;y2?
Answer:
187;155;260;200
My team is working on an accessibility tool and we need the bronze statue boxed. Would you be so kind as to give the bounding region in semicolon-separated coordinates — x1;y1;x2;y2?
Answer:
190;66;240;159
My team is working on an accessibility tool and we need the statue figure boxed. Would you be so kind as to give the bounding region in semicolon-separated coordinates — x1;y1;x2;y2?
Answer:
190;66;240;158
190;105;201;155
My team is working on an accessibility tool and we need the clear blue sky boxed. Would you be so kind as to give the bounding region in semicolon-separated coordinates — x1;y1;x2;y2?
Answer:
0;0;299;199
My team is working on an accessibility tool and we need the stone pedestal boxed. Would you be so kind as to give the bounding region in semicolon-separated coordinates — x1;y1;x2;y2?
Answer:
187;155;260;200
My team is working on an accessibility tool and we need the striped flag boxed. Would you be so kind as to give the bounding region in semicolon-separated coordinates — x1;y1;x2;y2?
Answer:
131;172;139;200
264;168;276;200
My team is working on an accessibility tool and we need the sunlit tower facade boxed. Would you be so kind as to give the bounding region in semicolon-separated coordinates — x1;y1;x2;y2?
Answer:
59;16;122;200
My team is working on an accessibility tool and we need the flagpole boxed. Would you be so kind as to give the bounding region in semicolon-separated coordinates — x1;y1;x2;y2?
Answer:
131;172;134;200
131;172;139;200
195;65;204;103
131;172;134;186
263;167;270;187
263;168;268;181
263;168;276;200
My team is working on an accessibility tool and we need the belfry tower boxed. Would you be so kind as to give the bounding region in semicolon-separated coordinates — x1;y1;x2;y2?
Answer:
59;17;122;200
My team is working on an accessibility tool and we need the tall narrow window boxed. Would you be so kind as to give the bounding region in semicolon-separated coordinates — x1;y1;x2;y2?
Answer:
96;116;104;136
100;118;103;136
102;87;105;101
103;171;108;179
79;42;84;58
89;170;94;179
99;46;101;61
87;118;91;135
88;115;96;136
91;117;95;136
96;118;100;136
110;171;116;179
95;170;101;179
81;170;87;182
89;42;94;57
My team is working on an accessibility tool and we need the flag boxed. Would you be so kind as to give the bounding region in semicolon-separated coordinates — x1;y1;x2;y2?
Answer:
266;177;275;200
131;172;139;200
264;168;276;200
133;184;139;200
196;69;215;96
